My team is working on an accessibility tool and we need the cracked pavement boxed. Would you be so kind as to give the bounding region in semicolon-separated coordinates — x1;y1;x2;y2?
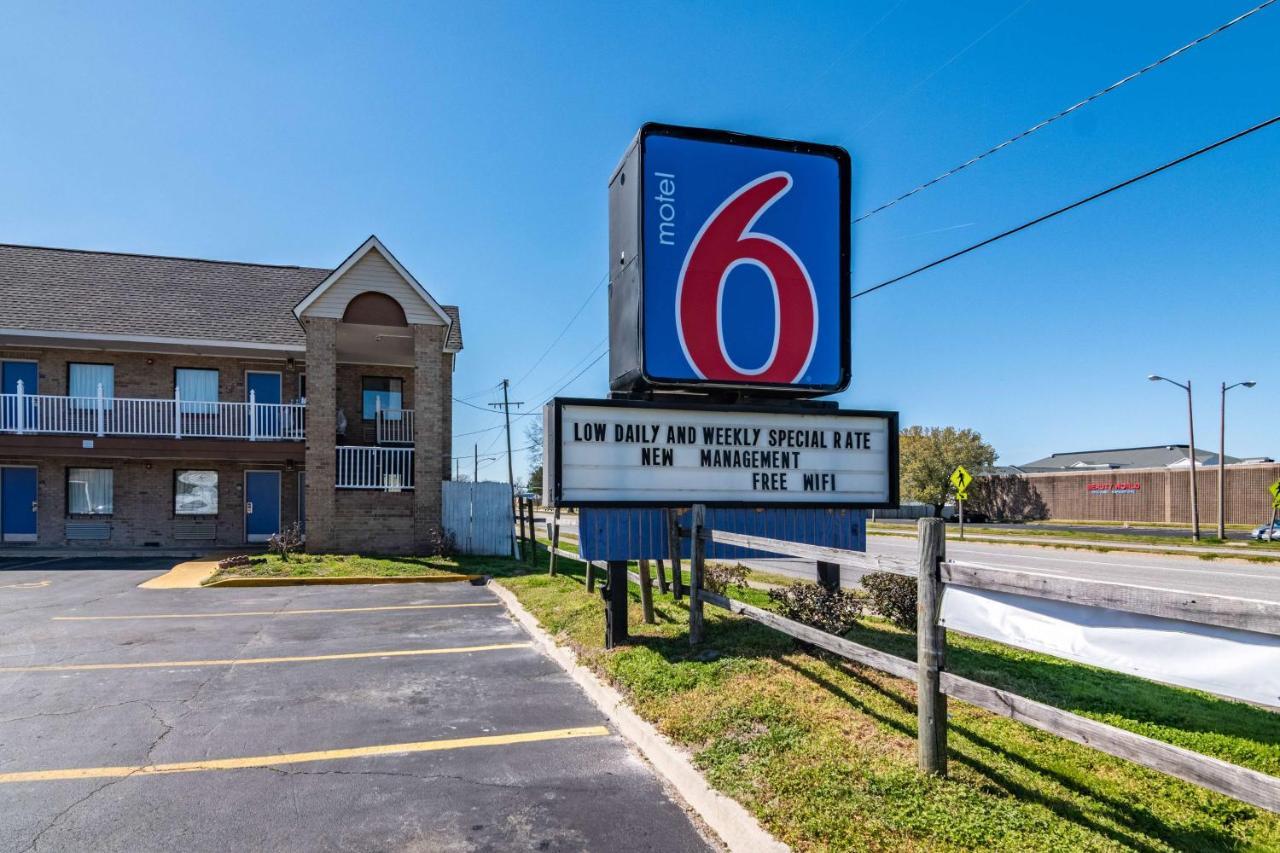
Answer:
0;558;713;852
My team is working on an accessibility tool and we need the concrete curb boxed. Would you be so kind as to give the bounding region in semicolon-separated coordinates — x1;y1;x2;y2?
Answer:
487;579;789;853
204;574;482;587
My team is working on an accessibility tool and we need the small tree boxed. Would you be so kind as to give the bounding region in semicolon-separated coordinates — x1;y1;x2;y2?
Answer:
899;426;997;517
526;420;544;496
267;522;303;562
969;473;1048;522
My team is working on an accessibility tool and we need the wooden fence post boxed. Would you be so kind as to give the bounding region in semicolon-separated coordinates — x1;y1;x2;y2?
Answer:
526;500;537;564
656;558;669;594
548;508;560;576
666;508;684;601
917;517;947;776
605;560;629;648
817;561;840;593
688;504;706;645
638;559;655;624
517;497;527;561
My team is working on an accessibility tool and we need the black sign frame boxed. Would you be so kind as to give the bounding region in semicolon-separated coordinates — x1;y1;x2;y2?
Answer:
548;396;899;509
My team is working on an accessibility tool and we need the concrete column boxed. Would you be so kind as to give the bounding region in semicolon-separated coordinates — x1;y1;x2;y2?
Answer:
413;323;445;552
304;317;338;552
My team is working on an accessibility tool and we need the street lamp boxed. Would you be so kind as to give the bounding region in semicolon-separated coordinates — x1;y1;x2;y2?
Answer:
1148;375;1200;541
1219;380;1257;539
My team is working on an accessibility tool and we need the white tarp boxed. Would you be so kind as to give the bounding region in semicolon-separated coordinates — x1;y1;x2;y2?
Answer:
939;585;1280;709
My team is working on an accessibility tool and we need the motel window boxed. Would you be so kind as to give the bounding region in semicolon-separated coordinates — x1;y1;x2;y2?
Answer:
68;363;114;410
361;377;403;420
67;468;113;515
174;470;218;516
175;368;219;414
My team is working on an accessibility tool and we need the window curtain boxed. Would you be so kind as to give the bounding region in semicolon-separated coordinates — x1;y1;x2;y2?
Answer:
176;369;218;415
69;364;114;411
174;470;218;515
67;468;113;515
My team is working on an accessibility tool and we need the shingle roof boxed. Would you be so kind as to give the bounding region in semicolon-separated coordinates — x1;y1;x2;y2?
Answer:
0;243;461;351
1019;445;1238;471
442;305;462;351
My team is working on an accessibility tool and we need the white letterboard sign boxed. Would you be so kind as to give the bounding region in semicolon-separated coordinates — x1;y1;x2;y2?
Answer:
545;398;898;507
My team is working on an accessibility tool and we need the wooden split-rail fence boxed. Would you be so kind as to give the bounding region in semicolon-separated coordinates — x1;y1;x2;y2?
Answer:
533;507;1280;815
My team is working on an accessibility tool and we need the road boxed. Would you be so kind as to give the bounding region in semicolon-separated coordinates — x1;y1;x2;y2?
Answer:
0;557;712;852
540;515;1280;602
870;517;1261;541
748;533;1280;601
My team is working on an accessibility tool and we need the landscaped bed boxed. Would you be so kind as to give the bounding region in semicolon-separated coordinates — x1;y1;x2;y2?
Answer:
203;553;479;584
491;543;1280;851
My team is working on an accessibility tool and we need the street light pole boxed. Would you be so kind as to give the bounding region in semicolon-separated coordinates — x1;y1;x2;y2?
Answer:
1218;380;1257;539
1149;375;1200;542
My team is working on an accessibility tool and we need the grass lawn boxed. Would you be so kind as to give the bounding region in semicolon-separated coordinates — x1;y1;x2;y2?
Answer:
488;543;1280;852
204;552;487;583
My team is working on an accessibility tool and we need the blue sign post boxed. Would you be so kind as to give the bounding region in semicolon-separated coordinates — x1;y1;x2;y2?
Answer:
608;123;850;397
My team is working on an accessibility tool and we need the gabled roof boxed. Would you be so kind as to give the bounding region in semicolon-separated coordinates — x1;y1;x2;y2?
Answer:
1019;445;1238;472
0;243;327;347
292;235;453;329
0;237;461;354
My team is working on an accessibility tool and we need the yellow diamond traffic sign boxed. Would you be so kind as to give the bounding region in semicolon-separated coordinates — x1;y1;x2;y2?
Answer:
950;466;973;492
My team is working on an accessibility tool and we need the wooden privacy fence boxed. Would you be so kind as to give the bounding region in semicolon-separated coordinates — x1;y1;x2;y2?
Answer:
666;511;1280;815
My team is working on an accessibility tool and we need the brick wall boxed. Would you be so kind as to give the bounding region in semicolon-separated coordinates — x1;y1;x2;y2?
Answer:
1020;462;1280;525
413;323;445;551
0;347;305;402
335;363;413;446
0;456;300;548
330;490;416;554
303;318;338;552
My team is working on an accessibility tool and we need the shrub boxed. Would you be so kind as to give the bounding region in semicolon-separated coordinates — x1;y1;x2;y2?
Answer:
216;554;254;571
267;522;304;561
767;583;863;636
422;526;459;557
704;562;750;595
861;572;917;630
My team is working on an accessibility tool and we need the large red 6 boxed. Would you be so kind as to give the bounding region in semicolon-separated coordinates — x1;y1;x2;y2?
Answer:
675;172;817;384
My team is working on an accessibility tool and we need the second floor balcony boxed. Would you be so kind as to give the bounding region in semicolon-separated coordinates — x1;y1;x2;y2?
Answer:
0;381;306;442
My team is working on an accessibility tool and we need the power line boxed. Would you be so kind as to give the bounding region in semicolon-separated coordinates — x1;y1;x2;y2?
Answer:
852;113;1280;299
855;0;1277;222
511;271;608;389
453;423;504;439
453;395;503;414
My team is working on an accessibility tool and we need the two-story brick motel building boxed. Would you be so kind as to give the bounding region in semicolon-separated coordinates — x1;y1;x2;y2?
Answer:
0;236;460;554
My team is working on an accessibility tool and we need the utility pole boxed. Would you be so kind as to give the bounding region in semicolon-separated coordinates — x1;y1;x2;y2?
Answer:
473;442;478;483
1218;380;1257;539
490;379;523;557
1149;375;1201;541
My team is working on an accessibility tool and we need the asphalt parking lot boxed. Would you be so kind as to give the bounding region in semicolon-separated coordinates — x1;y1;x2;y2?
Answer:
0;557;713;852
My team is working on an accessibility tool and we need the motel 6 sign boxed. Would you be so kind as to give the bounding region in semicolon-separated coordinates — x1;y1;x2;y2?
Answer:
608;123;851;397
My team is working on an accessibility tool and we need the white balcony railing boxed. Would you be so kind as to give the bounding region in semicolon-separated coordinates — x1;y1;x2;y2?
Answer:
374;401;414;445
336;446;414;491
0;381;305;441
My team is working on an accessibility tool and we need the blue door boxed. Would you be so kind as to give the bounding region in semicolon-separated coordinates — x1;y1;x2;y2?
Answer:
1;467;38;542
244;471;280;543
2;361;37;432
247;372;282;439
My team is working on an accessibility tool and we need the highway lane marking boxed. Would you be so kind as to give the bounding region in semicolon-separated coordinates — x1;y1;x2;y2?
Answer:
53;602;501;621
0;642;532;673
0;579;51;589
0;725;611;784
866;538;1280;580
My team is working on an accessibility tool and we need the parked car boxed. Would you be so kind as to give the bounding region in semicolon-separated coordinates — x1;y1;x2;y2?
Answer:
1250;521;1280;540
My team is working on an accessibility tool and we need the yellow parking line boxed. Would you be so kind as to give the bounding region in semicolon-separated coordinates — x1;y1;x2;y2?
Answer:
0;642;532;673
53;602;501;621
0;726;611;784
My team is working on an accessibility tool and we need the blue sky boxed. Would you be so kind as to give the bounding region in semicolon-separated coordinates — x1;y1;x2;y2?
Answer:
1;1;1276;481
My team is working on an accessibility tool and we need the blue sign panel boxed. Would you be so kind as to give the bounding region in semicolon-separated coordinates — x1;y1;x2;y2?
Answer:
577;507;865;562
634;125;850;395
